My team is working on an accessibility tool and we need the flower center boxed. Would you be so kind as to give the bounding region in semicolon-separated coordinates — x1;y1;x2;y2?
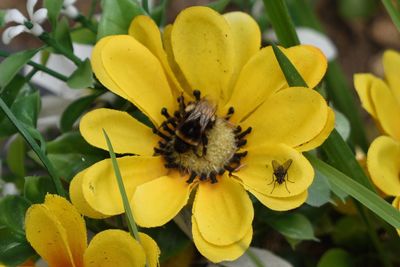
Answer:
153;90;251;184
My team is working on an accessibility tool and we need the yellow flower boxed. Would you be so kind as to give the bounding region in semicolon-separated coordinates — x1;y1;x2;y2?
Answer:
25;194;160;267
70;7;333;262
354;50;400;197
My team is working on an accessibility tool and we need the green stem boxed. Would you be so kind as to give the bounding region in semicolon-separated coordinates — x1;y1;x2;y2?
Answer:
0;98;66;197
75;14;97;34
0;50;68;82
262;0;300;47
382;0;400;32
39;33;82;66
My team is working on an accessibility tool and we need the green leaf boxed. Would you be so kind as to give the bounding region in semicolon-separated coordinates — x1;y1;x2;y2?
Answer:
55;17;74;55
6;135;26;178
207;0;231;12
0;196;35;266
0;96;66;197
0;75;27;123
0;49;38;88
47;153;103;181
334;109;351;141
44;0;64;28
60;94;98;132
338;0;378;19
306;153;400;229
97;0;145;39
71;28;97;44
24;176;56;204
0;91;41;137
266;213;318;242
271;44;307;87
331;216;368;249
47;131;102;155
317;248;354;267
67;59;94;89
144;221;190;262
306;170;331;207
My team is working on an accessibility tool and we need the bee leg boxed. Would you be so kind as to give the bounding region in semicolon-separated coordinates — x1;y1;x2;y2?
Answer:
152;128;171;141
193;90;201;101
186;171;197;183
225;107;234;120
209;171;218;183
236;127;252;140
284;181;291;194
237;139;247;148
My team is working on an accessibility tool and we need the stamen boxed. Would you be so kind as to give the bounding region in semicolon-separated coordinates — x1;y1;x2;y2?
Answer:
152;128;171;141
200;173;207;181
193;90;201;100
186;171;197;183
209;171;217;183
234;126;242;134
161;107;170;118
236;127;252;139
237;139;247;147
225;107;234;120
161;122;175;135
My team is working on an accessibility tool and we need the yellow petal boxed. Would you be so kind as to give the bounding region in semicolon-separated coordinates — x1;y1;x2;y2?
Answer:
369;78;400;140
129;15;183;98
70;170;107;219
354;74;377;118
250;189;308;211
132;171;192;227
223;11;261;99
367;136;400;196
42;195;87;267
25;201;75;267
237;143;314;197
92;36;130;100
163;24;193;96
84;229;146;267
70;156;167;217
171;6;234;102
138;232;160;267
192;217;252;263
295;107;335;151
383;50;400;104
244;87;328;148
392;197;400;236
193;175;253;246
225;45;327;122
80;108;158;155
93;35;175;126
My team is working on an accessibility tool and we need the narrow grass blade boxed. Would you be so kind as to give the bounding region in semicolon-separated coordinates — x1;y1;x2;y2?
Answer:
0;97;66;197
382;0;400;32
306;153;400;229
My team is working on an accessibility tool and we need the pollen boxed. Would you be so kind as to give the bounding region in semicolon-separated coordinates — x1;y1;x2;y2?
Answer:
153;91;251;184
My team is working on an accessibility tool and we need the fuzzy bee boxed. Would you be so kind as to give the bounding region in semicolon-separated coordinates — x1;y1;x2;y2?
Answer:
173;94;217;156
268;159;294;193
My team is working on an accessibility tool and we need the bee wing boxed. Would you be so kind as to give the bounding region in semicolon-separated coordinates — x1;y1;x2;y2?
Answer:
271;160;280;171
282;159;293;171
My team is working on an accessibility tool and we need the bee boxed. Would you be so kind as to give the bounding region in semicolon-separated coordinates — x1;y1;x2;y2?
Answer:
174;93;217;155
268;159;294;193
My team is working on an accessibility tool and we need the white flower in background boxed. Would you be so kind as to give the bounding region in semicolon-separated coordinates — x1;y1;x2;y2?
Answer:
2;0;47;44
61;0;79;19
